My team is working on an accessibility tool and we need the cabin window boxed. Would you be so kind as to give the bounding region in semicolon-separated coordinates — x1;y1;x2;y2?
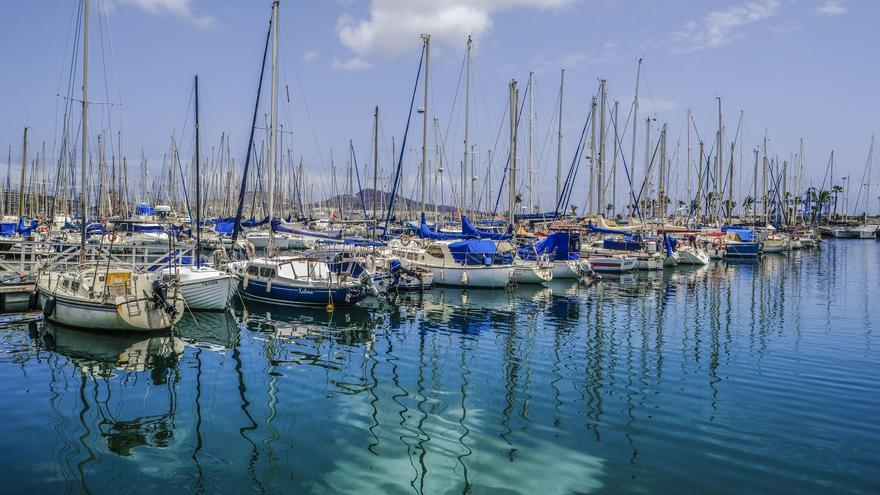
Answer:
426;246;444;258
247;266;260;276
71;281;80;292
62;279;70;290
260;267;276;278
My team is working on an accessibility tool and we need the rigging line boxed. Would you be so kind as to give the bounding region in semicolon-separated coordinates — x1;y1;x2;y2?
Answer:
382;43;425;235
491;79;530;218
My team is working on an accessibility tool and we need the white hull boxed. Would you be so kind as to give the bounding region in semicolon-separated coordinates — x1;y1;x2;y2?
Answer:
551;259;592;279
422;264;512;288
676;247;710;265
586;256;635;272
37;290;181;331
178;274;237;310
512;262;553;284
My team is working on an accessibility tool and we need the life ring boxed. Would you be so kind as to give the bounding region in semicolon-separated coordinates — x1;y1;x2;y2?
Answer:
37;226;49;234
401;235;411;246
62;232;69;242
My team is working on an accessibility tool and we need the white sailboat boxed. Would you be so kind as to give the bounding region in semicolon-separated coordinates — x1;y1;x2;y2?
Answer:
160;75;237;312
35;0;185;331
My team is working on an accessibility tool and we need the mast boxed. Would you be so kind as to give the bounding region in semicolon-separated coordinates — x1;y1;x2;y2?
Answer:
80;0;89;252
508;80;518;226
612;100;619;218
525;71;534;214
686;109;692;215
194;75;202;266
644;117;650;216
18;127;28;220
762;134;768;223
716;97;723;222
556;69;564;207
420;34;430;215
598;79;606;217
630;58;642;217
463;35;471;217
697;140;704;220
752;147;759;220
588;96;597;215
267;0;279;253
658;123;666;218
372;105;379;222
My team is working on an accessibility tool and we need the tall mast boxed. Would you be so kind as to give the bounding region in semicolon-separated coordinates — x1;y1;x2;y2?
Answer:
556;68;564;206
867;135;874;216
18;127;28;220
752;148;759;220
508;80;518;226
658;123;666;218
644;117;651;216
630;58;643;217
194;75;202;266
420;34;431;215
267;0;279;253
686;109;692;213
762;134;768;223
598;79;606;217
372;106;379;222
612;101;619;218
527;71;534;213
462;35;471;217
80;0;89;252
717;98;723;222
588;96;597;215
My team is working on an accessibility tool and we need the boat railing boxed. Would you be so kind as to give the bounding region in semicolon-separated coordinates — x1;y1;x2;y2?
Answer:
0;239;197;281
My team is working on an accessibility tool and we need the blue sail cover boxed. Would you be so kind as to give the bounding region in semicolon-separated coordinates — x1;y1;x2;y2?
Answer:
461;215;511;240
241;216;269;228
587;221;631;236
0;222;17;235
418;213;460;240
135;204;155;215
214;219;235;234
273;219;343;239
724;228;755;242
448;239;500;265
519;232;579;261
603;237;643;251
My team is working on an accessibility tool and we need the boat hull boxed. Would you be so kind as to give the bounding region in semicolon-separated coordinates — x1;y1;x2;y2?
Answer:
179;275;237;311
37;289;182;331
238;278;367;306
425;265;512;288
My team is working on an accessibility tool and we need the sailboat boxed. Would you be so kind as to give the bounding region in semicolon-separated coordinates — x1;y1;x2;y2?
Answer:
36;0;184;331
229;1;372;308
161;75;236;311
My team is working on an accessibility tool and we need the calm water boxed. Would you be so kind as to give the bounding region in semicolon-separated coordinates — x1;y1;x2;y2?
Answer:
1;241;878;494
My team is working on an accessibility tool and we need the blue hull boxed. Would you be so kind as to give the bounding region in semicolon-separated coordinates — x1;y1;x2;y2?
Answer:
239;279;367;306
725;242;761;257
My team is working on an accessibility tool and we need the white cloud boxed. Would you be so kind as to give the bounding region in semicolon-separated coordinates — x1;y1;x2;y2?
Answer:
303;50;320;63
114;0;216;28
337;0;574;60
672;0;781;52
331;57;373;71
817;0;847;16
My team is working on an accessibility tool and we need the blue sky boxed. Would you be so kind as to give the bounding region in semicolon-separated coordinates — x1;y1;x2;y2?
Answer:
1;0;878;213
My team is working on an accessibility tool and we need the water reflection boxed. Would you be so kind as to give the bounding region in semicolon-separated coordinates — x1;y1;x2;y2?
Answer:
0;242;877;494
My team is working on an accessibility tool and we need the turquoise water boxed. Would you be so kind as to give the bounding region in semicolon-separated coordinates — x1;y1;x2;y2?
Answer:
1;240;878;494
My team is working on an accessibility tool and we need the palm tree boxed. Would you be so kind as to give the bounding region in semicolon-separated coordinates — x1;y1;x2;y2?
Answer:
831;185;844;219
818;189;832;221
742;195;755;215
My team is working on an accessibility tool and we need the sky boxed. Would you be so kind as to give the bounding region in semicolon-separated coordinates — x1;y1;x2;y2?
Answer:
1;0;878;214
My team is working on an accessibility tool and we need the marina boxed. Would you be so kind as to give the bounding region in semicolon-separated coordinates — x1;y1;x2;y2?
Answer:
0;241;878;493
2;0;880;493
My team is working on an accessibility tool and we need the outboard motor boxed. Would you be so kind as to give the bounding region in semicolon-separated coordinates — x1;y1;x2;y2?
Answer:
151;279;178;319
